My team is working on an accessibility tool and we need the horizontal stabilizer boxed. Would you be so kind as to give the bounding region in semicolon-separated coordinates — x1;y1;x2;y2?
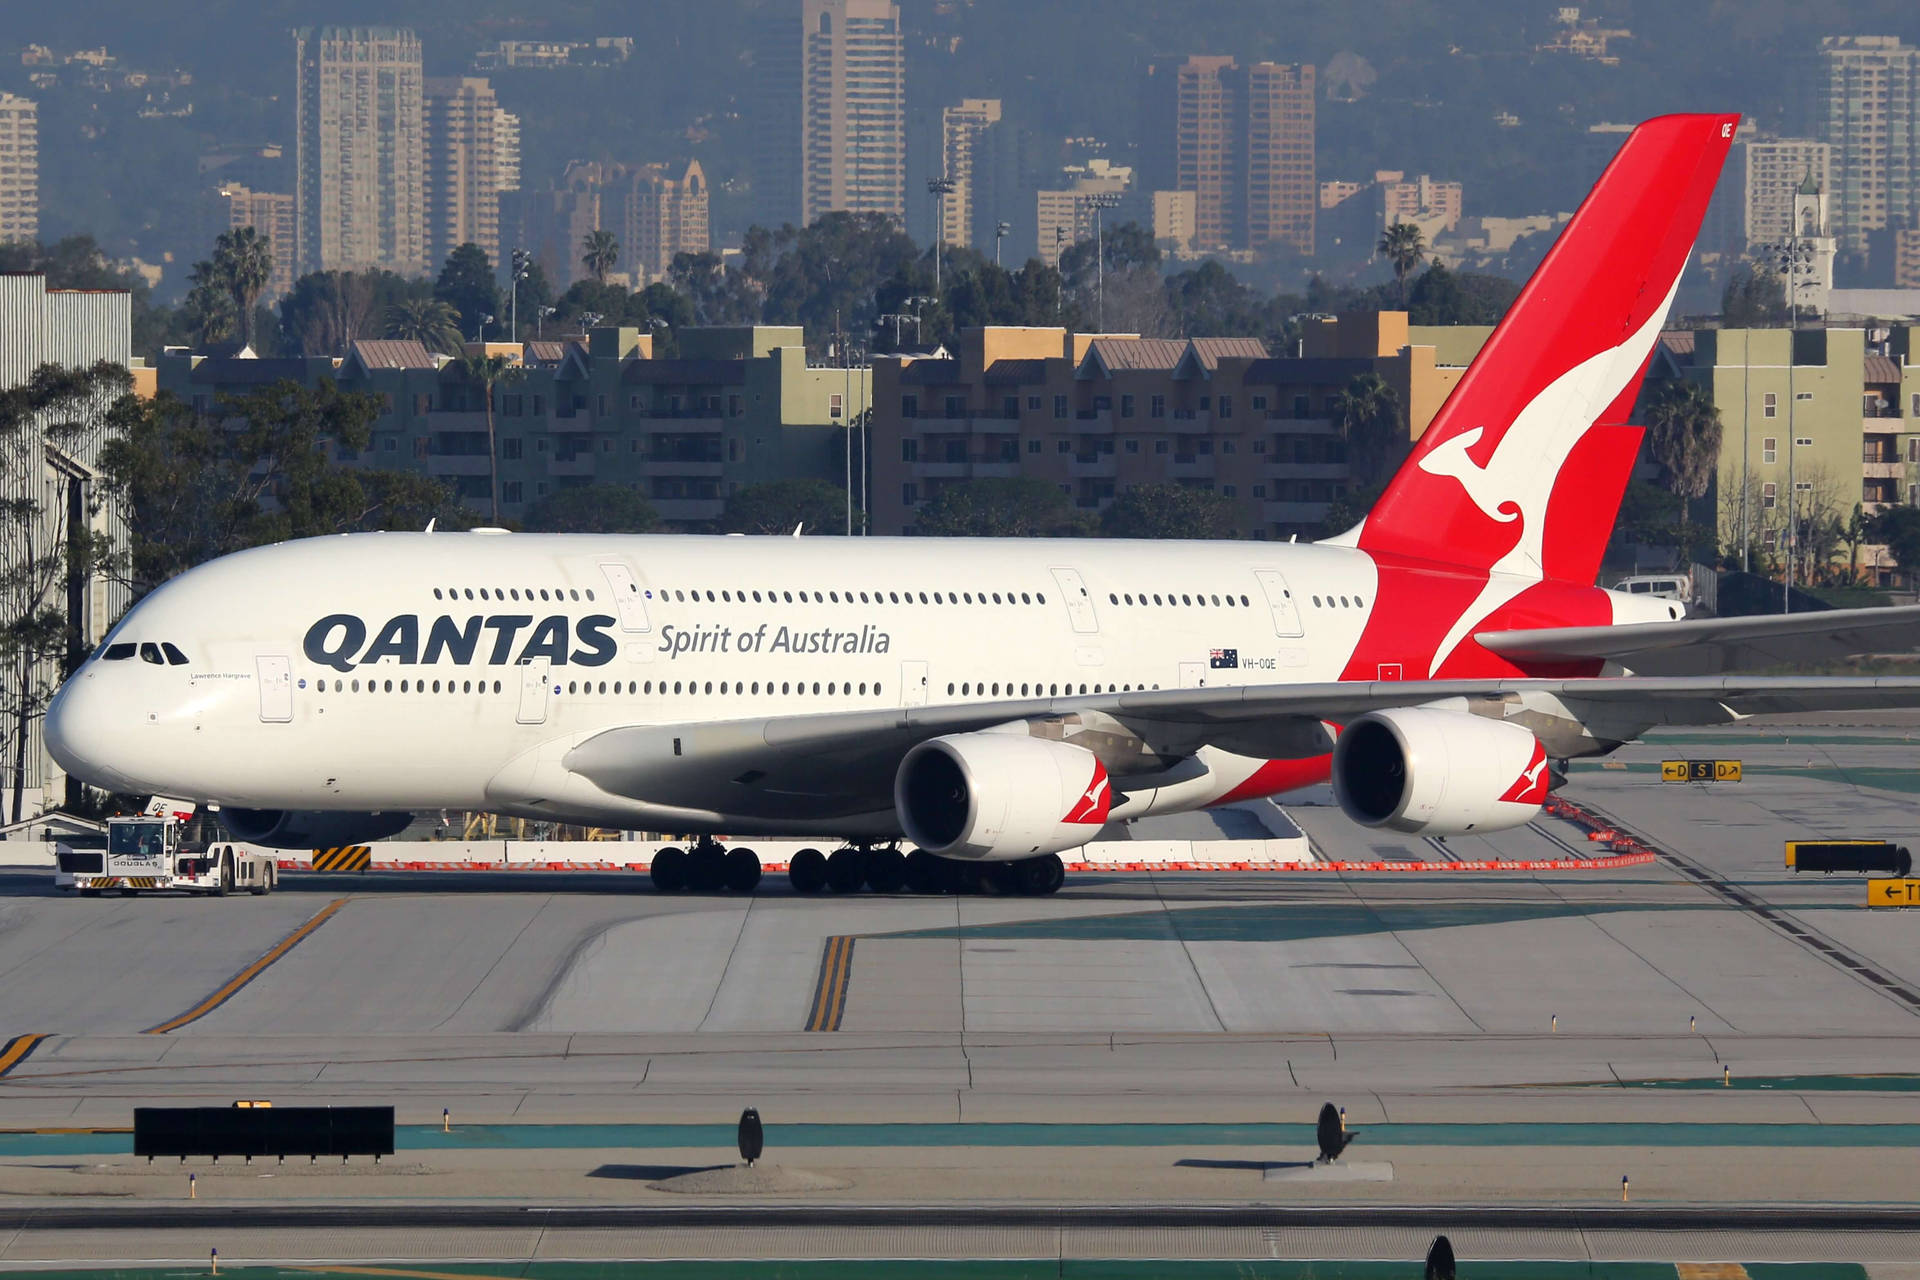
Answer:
1476;605;1920;676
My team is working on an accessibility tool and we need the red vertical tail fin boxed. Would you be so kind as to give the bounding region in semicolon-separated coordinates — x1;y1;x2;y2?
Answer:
1345;113;1739;586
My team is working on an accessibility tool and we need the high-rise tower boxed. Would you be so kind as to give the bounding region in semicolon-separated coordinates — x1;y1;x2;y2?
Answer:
294;26;427;276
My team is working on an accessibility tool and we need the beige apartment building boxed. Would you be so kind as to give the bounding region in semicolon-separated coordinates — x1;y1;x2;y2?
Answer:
1816;36;1920;259
1742;136;1833;248
937;98;1001;249
1171;56;1315;254
0;92;37;244
213;182;297;303
424;77;502;270
617;159;711;279
294;26;427;277
870;313;1453;539
756;0;906;228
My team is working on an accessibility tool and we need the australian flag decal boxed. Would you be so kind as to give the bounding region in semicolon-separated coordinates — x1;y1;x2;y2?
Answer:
1209;648;1238;669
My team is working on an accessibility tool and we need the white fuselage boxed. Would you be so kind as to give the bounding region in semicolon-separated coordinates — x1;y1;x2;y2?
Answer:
45;532;1659;836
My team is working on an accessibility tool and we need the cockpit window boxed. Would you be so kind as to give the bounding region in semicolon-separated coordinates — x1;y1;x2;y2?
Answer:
139;643;164;665
101;643;136;661
161;643;189;666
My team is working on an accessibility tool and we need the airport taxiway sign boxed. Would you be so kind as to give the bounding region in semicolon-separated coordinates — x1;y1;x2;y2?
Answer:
1867;879;1920;908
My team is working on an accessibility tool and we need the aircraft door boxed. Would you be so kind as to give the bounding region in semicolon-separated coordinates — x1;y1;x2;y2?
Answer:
900;660;929;707
1252;569;1305;638
1049;567;1100;634
256;655;293;722
516;657;551;724
598;561;651;632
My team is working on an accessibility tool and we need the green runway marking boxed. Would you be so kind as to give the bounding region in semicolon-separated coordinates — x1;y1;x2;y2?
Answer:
11;1120;1920;1157
2;1263;1872;1280
1598;1072;1920;1092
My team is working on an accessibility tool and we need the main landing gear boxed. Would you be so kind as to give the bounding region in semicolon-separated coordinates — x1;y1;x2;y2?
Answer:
646;840;1065;897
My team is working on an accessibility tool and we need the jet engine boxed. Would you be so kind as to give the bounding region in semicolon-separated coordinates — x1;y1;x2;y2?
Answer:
217;808;414;849
1331;707;1549;835
895;733;1113;860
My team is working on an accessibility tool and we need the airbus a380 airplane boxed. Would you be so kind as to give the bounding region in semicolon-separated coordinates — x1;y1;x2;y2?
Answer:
45;114;1920;896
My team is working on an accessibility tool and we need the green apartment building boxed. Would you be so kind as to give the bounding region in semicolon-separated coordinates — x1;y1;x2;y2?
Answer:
1658;326;1920;583
157;326;867;528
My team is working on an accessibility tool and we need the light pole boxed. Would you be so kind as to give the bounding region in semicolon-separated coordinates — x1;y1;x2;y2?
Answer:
1086;192;1121;332
536;306;557;339
927;176;956;293
509;248;530;343
995;219;1010;268
475;313;494;345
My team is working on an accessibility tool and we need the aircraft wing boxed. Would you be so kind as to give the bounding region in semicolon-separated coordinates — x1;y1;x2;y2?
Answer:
1476;604;1920;675
563;674;1920;814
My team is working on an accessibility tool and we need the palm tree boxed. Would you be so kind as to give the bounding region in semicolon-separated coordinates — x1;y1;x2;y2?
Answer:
385;297;464;354
216;227;274;348
581;229;620;285
1641;378;1724;547
1376;222;1427;308
451;352;526;524
1334;372;1406;487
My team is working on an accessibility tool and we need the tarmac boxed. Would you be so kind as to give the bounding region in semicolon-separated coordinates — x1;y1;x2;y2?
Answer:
2;719;1919;1271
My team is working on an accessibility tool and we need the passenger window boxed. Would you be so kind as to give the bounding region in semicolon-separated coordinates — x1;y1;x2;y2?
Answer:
139;643;164;665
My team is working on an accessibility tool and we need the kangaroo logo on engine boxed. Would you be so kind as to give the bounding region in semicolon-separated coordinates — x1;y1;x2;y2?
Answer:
304;613;618;673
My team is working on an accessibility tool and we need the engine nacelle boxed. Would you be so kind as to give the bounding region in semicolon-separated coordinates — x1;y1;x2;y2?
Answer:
217;808;413;849
1331;708;1549;835
895;732;1113;861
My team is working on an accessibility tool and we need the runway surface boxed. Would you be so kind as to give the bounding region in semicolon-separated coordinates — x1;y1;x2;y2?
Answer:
2;721;1919;1267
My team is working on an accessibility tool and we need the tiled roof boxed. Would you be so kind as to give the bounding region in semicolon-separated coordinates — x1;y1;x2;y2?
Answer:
1659;331;1696;355
1864;353;1903;385
349;339;437;370
619;358;747;386
899;359;963;386
522;340;575;365
1186;337;1270;368
1085;337;1188;371
187;357;313;386
983;358;1050;385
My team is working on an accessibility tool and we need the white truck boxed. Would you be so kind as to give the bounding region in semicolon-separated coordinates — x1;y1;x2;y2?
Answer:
54;802;278;898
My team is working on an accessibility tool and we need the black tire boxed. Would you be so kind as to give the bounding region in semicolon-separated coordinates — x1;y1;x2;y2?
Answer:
788;847;827;893
649;846;687;892
213;858;231;898
1900;847;1913;878
825;847;867;893
687;845;728;893
864;847;907;894
78;888;101;898
984;862;1021;896
1017;853;1066;896
724;847;763;893
904;849;943;894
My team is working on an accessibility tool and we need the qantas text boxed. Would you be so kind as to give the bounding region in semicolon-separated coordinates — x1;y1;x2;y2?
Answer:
304;613;618;672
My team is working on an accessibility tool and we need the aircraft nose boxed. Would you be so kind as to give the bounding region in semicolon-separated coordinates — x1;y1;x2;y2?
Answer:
45;671;132;791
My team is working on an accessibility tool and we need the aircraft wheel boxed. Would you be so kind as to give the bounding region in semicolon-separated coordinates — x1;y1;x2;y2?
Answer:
649;847;688;892
787;847;827;893
687;845;728;893
864;847;907;894
984;862;1021;896
903;850;942;894
1017;854;1066;896
724;847;763;893
825;847;866;893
